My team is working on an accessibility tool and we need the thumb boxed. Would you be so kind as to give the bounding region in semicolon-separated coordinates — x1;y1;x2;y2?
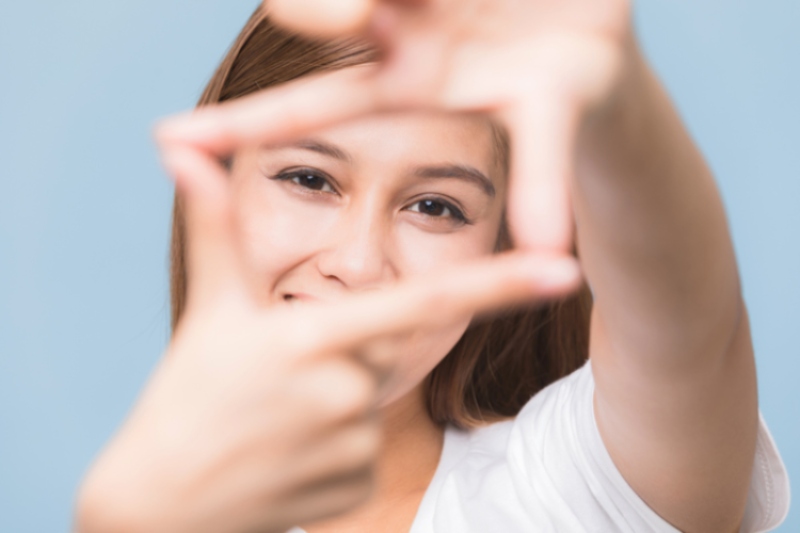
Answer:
161;143;250;311
504;94;577;256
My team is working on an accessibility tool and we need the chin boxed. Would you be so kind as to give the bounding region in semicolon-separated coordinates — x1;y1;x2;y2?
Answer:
374;323;470;411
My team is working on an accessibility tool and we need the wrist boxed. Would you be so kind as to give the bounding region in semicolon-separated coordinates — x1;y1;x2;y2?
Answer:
577;34;664;179
584;30;649;133
74;434;177;533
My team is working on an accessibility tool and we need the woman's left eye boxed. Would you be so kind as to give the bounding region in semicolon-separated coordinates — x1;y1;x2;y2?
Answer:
407;199;467;223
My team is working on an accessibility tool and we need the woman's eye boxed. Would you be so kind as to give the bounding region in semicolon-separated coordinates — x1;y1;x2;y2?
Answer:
408;199;467;223
275;169;336;193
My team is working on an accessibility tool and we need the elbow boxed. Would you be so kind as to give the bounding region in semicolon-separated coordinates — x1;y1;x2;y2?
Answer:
73;467;152;533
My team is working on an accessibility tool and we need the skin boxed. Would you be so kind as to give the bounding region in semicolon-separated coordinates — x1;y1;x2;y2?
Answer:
75;113;579;533
232;113;507;531
78;0;761;532
232;113;506;407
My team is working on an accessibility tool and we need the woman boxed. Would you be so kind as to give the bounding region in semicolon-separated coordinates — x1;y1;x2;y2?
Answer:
76;1;789;532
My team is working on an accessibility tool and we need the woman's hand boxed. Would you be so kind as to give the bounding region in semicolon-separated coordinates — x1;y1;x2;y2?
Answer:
236;3;759;531
147;2;765;531
156;0;635;258
74;142;581;533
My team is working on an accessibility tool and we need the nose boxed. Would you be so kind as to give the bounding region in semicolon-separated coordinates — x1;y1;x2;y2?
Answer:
316;206;396;290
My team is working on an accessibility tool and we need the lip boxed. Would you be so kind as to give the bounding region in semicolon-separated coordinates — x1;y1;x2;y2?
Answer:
282;292;320;303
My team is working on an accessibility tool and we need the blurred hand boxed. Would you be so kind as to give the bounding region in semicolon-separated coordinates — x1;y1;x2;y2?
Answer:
158;0;635;256
74;143;581;533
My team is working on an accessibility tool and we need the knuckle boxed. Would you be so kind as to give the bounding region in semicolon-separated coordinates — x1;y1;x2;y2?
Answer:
329;366;377;421
357;340;394;379
338;469;375;509
411;281;464;326
320;423;380;480
341;423;381;467
310;467;374;519
310;361;377;422
278;316;326;356
398;285;434;323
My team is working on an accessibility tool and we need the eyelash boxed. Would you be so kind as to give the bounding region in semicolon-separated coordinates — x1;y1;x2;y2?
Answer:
271;167;470;224
273;167;337;194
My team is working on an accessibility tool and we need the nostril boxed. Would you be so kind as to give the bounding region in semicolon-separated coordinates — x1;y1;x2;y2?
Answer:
283;294;295;301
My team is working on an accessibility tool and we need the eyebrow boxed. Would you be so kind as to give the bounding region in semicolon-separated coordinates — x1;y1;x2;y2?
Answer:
415;165;496;198
285;139;496;198
291;139;352;162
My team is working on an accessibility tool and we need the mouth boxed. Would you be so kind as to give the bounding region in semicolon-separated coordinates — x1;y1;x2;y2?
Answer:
282;294;299;307
282;293;318;304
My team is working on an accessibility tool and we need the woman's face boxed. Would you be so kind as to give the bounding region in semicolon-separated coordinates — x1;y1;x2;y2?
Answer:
230;112;506;405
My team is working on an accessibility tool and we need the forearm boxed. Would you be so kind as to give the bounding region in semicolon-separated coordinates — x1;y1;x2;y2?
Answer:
573;40;758;531
573;40;743;369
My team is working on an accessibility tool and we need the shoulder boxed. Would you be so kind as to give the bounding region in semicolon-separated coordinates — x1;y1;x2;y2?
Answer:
432;361;789;532
430;362;669;531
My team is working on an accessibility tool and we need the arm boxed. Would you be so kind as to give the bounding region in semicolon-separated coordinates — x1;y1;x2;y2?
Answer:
75;146;579;533
575;40;757;532
158;4;762;528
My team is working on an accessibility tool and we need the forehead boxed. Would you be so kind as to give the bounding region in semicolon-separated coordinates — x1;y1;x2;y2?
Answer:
308;112;499;173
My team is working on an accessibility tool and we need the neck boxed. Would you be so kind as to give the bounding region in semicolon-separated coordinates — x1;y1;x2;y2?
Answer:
374;383;445;499
302;382;445;532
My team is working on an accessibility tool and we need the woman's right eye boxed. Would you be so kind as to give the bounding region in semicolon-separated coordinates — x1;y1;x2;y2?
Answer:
273;168;336;194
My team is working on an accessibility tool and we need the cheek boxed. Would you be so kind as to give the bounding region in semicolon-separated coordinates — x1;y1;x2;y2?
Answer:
234;184;338;296
394;219;501;274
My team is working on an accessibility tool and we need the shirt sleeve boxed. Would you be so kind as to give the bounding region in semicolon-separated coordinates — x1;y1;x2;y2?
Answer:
506;360;790;533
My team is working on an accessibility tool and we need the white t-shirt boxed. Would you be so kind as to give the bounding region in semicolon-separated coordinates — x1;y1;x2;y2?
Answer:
291;360;790;532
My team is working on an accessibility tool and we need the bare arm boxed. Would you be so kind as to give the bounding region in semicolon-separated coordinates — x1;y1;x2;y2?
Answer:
158;2;763;529
575;41;757;532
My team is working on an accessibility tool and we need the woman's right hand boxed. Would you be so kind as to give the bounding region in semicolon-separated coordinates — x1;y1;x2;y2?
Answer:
74;144;580;533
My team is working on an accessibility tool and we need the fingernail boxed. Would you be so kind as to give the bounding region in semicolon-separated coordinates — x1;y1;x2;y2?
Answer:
160;146;196;182
523;255;581;289
544;259;581;288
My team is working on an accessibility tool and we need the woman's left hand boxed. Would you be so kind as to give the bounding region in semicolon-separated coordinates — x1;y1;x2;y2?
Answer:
152;3;770;531
157;0;635;260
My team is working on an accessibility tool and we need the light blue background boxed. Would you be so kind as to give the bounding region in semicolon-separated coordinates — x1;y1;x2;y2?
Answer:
0;1;797;531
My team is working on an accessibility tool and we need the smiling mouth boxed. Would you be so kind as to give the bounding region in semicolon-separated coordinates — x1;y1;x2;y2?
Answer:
281;292;325;305
282;294;302;306
282;293;318;304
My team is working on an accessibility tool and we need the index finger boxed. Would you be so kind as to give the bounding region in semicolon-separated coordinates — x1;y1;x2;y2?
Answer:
503;94;578;256
266;0;376;37
274;252;582;355
155;65;383;157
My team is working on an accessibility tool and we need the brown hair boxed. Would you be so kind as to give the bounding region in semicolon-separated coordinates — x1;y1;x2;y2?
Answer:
170;7;591;429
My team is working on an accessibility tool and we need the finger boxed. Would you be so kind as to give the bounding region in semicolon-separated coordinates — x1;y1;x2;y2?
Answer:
155;66;383;157
269;464;374;529
503;94;579;255
287;359;378;430
350;336;398;385
161;144;249;309
281;421;380;493
266;0;432;39
373;22;452;108
266;0;376;37
280;252;582;354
